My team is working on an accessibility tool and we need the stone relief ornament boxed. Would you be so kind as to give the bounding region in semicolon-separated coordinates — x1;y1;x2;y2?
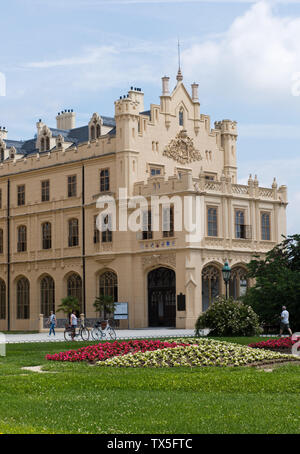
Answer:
163;130;202;164
141;253;176;268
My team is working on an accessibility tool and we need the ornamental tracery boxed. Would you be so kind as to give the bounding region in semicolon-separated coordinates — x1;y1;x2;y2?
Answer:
201;265;220;280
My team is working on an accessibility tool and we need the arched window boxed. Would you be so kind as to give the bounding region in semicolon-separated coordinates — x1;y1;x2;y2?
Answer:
68;219;79;247
0;229;3;254
202;265;220;312
229;267;248;299
179;109;184;126
0;147;4;161
41;137;45;152
96;124;101;138
67;274;82;313
46;136;50;151
17;277;30;319
40;275;55;316
90;125;95;140
17;225;27;252
0;279;6;319
42;222;52;249
99;271;118;302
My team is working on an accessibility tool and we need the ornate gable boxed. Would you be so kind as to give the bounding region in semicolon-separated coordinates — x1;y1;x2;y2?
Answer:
163;130;202;164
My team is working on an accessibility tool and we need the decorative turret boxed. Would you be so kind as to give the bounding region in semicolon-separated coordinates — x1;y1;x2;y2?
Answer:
215;119;238;183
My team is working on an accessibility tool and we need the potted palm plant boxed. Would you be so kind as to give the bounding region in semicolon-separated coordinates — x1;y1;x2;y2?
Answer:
93;294;116;328
57;296;80;326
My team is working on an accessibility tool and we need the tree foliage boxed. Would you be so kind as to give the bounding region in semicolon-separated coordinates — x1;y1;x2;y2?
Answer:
243;234;300;330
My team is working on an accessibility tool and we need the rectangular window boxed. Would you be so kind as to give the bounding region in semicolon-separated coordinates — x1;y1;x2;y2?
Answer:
41;180;50;202
0;189;2;208
101;215;112;243
68;219;79;247
163;206;174;238
235;210;245;239
142;210;153;240
42;223;52;249
207;207;218;237
94;215;100;244
100;169;110;192
261;212;271;241
17;185;25;206
150;168;161;176
68;175;77;198
17;226;27;252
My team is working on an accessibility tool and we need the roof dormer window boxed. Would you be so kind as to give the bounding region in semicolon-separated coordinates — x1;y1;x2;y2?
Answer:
89;113;102;141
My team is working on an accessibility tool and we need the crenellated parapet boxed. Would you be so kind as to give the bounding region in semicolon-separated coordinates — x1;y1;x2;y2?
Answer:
134;171;194;197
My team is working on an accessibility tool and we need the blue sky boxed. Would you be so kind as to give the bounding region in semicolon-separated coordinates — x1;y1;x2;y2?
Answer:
1;0;300;234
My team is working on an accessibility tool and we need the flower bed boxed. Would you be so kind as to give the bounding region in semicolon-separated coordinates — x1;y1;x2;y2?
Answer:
96;338;298;368
248;337;299;352
45;339;191;362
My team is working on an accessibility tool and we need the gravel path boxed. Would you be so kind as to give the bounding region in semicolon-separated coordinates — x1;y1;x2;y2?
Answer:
3;328;197;344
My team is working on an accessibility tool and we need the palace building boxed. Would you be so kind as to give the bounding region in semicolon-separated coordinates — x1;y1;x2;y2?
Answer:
0;69;287;331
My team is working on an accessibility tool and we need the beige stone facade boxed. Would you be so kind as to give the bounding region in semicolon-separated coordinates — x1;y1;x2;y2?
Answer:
0;71;287;331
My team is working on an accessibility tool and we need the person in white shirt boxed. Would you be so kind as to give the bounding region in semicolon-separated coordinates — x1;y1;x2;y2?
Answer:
280;306;292;337
70;310;78;340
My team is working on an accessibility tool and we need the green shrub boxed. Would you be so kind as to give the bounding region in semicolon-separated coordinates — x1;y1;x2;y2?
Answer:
195;296;262;337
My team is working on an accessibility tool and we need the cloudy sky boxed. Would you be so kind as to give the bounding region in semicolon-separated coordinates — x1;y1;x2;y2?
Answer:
0;0;300;234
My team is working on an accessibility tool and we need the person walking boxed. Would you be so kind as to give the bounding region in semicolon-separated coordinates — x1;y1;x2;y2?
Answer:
279;306;293;337
70;310;78;340
48;311;56;337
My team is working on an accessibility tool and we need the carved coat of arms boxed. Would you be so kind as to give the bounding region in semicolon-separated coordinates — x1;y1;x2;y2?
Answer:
163;130;202;164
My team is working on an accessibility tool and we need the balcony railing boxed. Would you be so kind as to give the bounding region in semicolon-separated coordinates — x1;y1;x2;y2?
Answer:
235;224;252;240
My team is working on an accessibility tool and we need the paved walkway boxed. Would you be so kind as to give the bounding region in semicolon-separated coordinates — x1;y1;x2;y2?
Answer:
4;328;197;344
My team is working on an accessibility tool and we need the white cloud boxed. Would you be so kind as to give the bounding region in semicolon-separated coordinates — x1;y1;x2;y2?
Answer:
25;46;118;69
182;1;300;102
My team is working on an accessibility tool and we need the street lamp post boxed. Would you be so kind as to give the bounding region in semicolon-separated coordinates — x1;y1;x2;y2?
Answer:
222;261;231;299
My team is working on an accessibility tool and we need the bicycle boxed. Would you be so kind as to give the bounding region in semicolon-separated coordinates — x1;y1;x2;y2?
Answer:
91;319;116;341
64;320;90;341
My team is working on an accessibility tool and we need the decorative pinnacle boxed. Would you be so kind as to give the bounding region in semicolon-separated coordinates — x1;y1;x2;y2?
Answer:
176;39;183;82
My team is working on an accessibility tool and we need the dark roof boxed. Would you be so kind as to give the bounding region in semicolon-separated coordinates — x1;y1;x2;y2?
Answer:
108;126;116;137
4;114;116;157
102;116;116;127
68;126;89;143
140;110;151;117
4;139;24;151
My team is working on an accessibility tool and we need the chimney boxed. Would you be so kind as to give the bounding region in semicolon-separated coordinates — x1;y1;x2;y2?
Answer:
161;76;170;96
56;109;76;130
0;126;8;140
191;83;199;102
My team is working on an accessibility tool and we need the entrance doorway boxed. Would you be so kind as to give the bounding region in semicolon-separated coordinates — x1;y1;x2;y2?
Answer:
148;267;176;327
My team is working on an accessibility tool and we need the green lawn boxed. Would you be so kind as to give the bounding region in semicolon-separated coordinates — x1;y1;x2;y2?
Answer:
0;337;299;434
